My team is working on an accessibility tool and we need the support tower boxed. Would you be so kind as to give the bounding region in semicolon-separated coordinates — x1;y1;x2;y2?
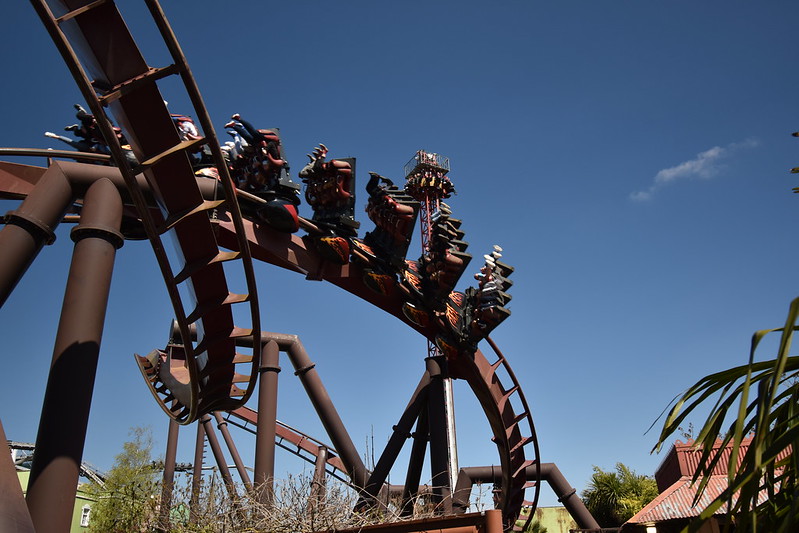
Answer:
403;150;458;507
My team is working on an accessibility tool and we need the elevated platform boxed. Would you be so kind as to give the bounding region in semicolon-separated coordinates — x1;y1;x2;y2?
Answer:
404;150;450;178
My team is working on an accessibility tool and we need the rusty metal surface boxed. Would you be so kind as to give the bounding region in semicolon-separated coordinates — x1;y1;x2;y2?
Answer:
213;412;253;491
10;1;541;527
254;340;280;503
32;0;261;424
0;161;48;200
216;217;538;528
455;464;599;531
25;178;123;533
226;406;349;476
313;510;503;533
0;420;35;533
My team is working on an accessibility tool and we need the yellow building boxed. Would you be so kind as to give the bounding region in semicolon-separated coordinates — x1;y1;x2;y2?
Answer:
15;471;96;532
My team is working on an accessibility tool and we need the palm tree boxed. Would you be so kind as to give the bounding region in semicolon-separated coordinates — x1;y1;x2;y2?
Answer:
580;463;658;527
653;296;799;532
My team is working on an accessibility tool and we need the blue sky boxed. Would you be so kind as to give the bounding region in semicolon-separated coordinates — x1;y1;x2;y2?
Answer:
1;1;798;509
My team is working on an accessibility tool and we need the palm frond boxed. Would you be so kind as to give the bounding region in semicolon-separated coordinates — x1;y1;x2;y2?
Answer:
653;297;799;531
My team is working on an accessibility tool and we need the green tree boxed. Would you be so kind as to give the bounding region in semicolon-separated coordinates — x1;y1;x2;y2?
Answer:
87;426;160;532
653;296;799;532
580;463;658;527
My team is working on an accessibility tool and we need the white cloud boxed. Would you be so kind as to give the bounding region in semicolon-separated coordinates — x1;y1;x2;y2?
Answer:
630;138;759;202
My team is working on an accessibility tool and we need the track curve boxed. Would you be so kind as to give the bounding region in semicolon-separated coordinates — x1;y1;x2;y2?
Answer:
27;0;540;528
215;217;540;528
31;0;262;424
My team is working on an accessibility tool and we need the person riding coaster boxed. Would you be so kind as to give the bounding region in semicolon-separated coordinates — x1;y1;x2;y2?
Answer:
299;143;360;264
224;113;301;233
45;103;137;165
354;172;420;293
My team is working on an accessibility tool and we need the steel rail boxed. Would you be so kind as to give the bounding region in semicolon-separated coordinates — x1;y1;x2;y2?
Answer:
0;147;111;163
30;0;261;424
223;409;356;489
216;218;539;529
20;1;541;528
484;336;541;531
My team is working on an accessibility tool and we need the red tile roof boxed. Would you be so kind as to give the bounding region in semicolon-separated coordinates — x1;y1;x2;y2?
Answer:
626;475;730;524
655;438;765;492
628;437;790;525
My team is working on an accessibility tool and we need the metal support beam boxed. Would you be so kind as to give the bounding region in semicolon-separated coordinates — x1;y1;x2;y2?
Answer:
0;418;34;532
426;355;454;513
25;178;123;533
363;372;431;501
0;163;73;307
401;403;430;516
453;464;600;531
213;412;252;491
167;329;368;490
254;339;280;505
308;446;329;514
199;415;238;500
0;158;169;309
159;417;179;528
189;422;205;523
268;333;369;491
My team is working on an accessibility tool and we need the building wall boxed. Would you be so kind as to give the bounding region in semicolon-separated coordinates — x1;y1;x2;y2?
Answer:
16;471;96;533
517;506;578;533
535;506;579;533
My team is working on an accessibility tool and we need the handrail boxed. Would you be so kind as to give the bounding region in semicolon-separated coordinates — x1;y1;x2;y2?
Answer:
0;147;111;163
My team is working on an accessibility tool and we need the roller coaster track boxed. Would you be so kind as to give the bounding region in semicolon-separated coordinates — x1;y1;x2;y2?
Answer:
224;407;354;487
16;1;540;528
0;154;540;527
214;219;541;529
0;161;539;531
29;0;261;424
8;441;107;487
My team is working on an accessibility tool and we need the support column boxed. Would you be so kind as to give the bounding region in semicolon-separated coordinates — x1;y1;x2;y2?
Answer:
200;415;238;500
159;417;179;529
25;178;124;533
484;509;504;533
362;372;431;501
401;405;430;516
282;336;369;490
189;422;205;523
213;412;252;491
254;340;279;505
426;355;454;513
453;464;601;531
0;419;34;532
308;446;328;514
0;164;74;307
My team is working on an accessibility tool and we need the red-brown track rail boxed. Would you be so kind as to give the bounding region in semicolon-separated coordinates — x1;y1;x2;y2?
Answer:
19;1;540;527
225;406;353;485
215;219;540;530
29;0;261;424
